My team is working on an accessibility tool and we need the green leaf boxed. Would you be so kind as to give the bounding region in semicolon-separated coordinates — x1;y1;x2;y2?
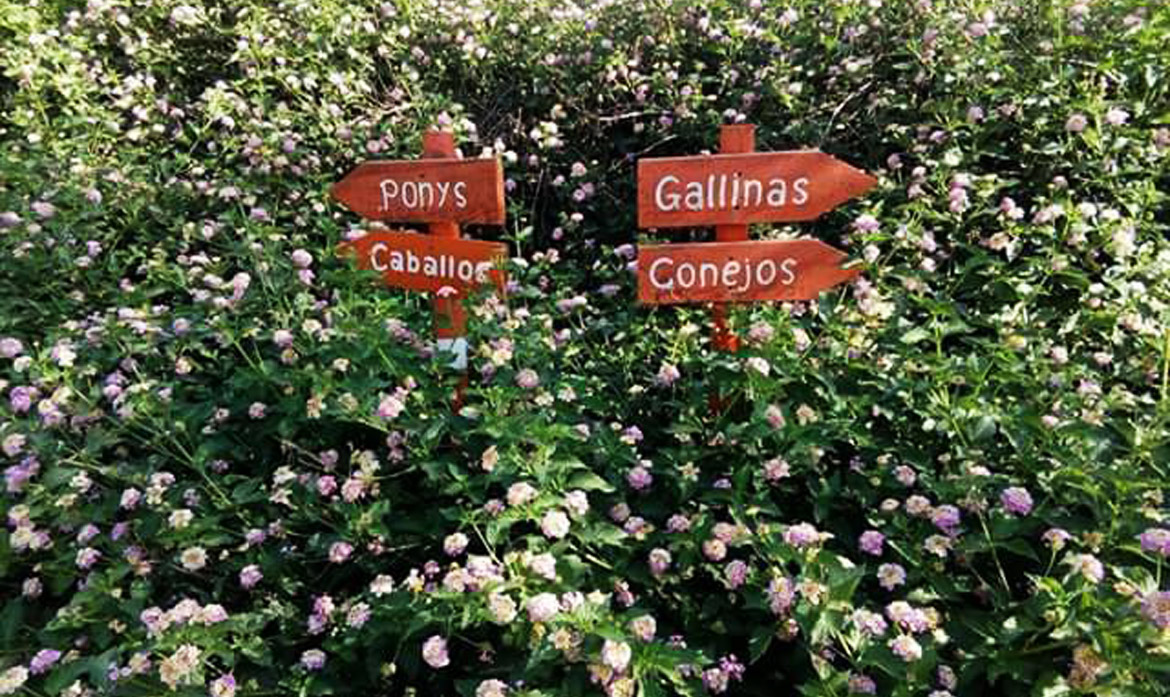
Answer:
567;470;615;492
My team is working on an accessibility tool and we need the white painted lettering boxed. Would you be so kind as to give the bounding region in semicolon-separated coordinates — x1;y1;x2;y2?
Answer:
649;257;674;289
655;175;680;211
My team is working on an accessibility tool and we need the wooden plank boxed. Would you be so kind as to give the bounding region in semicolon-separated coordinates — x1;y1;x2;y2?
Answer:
338;231;507;297
419;131;469;339
637;151;877;228
331;158;505;224
711;124;755;353
637;239;860;305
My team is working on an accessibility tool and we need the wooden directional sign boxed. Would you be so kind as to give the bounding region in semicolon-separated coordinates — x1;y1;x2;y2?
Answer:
638;151;876;228
638;239;859;305
331;159;505;224
339;230;507;297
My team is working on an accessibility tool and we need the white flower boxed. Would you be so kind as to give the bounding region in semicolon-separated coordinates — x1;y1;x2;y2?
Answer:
601;639;632;672
180;546;207;571
541;510;571;539
370;575;395;596
169;508;194;529
0;666;29;695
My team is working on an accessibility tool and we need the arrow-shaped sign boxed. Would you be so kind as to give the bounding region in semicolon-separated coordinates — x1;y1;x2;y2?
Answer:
638;151;876;228
332;159;505;224
637;239;859;305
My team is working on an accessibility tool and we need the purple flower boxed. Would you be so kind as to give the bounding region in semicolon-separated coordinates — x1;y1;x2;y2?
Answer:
239;565;262;589
859;530;884;556
848;673;877;694
421;635;449;668
853;214;880;233
29;649;62;674
1000;487;1033;516
210;673;236;697
724;560;749;589
76;547;101;569
931;505;961;533
1141;591;1170;629
300;649;326;671
9;387;33;413
850;609;888;638
627;466;653;491
1138;528;1170;557
526;593;560;623
0;338;23;358
766;577;796;615
783;522;822;548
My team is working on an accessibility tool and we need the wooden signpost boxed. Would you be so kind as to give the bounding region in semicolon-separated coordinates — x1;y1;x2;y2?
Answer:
332;131;506;395
636;124;876;408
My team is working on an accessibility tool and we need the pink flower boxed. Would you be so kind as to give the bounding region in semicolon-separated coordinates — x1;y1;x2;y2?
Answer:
764;404;785;429
763;458;790;482
515;369;540;389
328;541;353;563
702;539;727;561
443;532;469;556
889;635;922;662
656;363;680;386
648;548;672;576
422;636;449;668
377;394;405;419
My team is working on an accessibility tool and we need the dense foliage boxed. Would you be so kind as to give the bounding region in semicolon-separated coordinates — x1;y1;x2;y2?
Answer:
2;0;1170;695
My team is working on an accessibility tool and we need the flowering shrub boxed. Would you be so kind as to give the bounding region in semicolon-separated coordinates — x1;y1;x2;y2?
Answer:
2;0;1170;696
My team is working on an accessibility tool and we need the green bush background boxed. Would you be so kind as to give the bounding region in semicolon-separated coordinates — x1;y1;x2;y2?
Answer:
1;0;1169;695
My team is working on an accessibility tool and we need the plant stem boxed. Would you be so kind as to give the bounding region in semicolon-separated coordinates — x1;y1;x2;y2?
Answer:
980;513;1012;596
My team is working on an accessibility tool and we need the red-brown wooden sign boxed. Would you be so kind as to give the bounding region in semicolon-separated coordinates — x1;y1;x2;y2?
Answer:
331;159;505;224
637;151;876;228
339;230;507;297
638;239;859;305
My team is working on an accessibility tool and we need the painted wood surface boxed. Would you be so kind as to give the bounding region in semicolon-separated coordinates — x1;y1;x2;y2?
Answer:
338;230;507;297
637;239;859;305
331;158;505;224
637;150;877;228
